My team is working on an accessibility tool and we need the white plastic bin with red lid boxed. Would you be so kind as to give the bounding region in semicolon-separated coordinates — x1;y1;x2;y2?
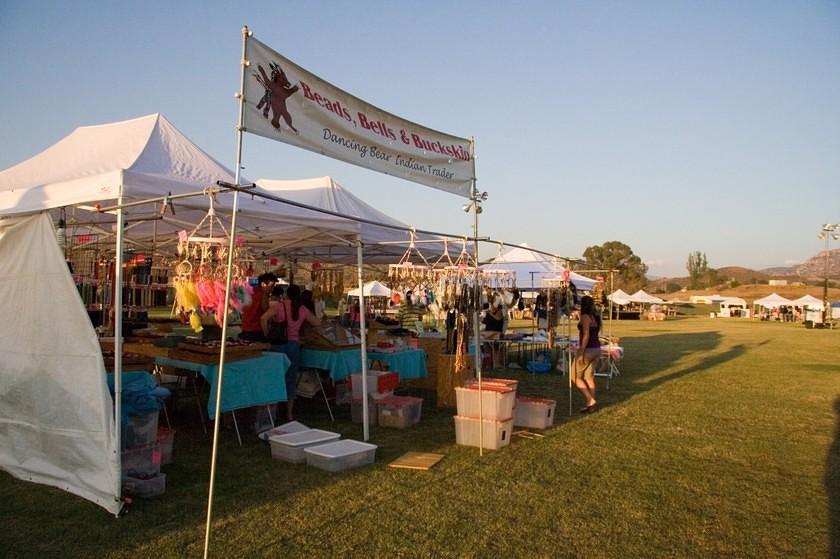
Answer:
454;384;516;421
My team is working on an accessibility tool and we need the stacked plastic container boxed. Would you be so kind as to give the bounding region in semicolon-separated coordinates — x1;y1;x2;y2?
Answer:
513;397;556;429
267;421;377;472
349;371;399;428
454;378;517;450
121;410;166;498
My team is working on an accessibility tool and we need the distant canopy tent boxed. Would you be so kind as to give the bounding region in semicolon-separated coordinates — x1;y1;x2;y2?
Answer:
481;243;597;291
753;293;794;309
832;301;840;319
608;289;633;306
791;294;824;310
347;280;392;298
628;290;665;305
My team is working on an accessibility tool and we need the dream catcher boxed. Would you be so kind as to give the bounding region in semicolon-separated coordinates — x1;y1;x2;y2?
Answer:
171;192;253;331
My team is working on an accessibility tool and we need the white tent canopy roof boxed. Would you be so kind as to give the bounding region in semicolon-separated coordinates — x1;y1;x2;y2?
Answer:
753;293;794;308
629;290;665;304
347;280;392;297
608;289;633;305
791;294;824;310
482;243;596;290
0;114;376;257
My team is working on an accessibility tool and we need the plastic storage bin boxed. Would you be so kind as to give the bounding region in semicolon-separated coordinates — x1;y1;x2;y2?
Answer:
464;377;519;391
349;371;398;400
124;410;159;449
377;396;423;428
269;429;341;464
123;473;166;498
513;397;556;429
258;420;310;442
454;416;513;450
455;385;516;421
351;397;378;427
121;443;161;478
304;440;377;472
156;427;175;465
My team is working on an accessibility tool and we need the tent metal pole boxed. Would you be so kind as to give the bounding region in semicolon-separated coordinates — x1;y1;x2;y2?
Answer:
469;137;484;456
112;185;125;516
357;239;370;441
204;24;249;559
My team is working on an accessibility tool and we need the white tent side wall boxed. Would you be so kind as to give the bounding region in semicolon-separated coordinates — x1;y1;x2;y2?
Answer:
0;213;120;514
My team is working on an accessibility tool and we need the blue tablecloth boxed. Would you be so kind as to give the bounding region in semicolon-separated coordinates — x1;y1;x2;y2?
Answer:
300;347;363;382
155;353;289;419
367;348;427;380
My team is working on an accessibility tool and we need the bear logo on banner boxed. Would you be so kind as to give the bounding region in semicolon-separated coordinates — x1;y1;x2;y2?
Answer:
254;62;299;133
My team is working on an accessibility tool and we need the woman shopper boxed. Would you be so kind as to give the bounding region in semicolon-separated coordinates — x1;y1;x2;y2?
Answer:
260;284;320;420
574;295;601;413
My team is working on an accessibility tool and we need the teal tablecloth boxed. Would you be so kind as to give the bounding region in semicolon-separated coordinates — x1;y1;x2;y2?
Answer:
155;353;289;419
300;348;363;382
367;348;427;380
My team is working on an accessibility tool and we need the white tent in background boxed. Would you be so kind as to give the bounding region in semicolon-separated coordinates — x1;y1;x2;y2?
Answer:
482;243;597;290
791;294;824;310
608;289;633;306
347;280;392;298
629;290;665;305
753;293;793;309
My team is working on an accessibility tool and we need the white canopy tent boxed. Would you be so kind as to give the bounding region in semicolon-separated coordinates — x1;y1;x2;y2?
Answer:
0;113;418;514
608;289;633;306
791;294;824;310
753;293;794;309
347;280;392;298
629;290;665;305
482;243;596;291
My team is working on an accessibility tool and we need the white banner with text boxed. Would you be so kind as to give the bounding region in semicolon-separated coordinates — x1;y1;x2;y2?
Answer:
243;35;475;198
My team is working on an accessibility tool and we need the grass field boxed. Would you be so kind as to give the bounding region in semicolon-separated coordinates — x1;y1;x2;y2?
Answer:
1;317;838;558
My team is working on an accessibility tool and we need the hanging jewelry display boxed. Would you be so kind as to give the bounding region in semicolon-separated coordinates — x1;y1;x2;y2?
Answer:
171;192;254;332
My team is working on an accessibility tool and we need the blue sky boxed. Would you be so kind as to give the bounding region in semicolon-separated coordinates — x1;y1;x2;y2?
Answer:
1;1;838;277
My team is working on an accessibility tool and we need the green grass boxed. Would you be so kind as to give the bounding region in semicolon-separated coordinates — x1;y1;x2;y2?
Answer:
1;318;838;558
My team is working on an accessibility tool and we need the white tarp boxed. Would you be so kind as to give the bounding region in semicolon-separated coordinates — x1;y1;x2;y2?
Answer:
753;293;794;308
244;35;475;197
347;280;392;298
791;294;824;310
0;213;119;515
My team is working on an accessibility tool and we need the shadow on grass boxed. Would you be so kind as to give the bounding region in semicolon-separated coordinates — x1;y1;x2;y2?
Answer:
827;397;840;558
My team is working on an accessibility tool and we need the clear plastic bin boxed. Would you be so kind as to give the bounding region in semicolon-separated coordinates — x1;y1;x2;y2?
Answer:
124;411;159;450
123;473;166;498
454;416;513;450
513;397;556;429
156;427;175;465
349;371;398;400
121;443;161;478
464;377;519;391
304;440;377;472
258;420;310;442
455;385;516;421
377;396;423;428
351;397;378;427
269;429;341;464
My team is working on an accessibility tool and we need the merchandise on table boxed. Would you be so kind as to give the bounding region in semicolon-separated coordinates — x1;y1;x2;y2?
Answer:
304;440;378;472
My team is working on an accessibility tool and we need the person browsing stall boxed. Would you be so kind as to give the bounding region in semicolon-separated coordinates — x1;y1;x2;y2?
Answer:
239;272;277;341
482;303;505;368
573;295;601;413
260;284;320;421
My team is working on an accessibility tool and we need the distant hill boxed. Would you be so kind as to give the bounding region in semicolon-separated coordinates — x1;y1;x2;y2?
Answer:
716;266;771;283
793;248;840;280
